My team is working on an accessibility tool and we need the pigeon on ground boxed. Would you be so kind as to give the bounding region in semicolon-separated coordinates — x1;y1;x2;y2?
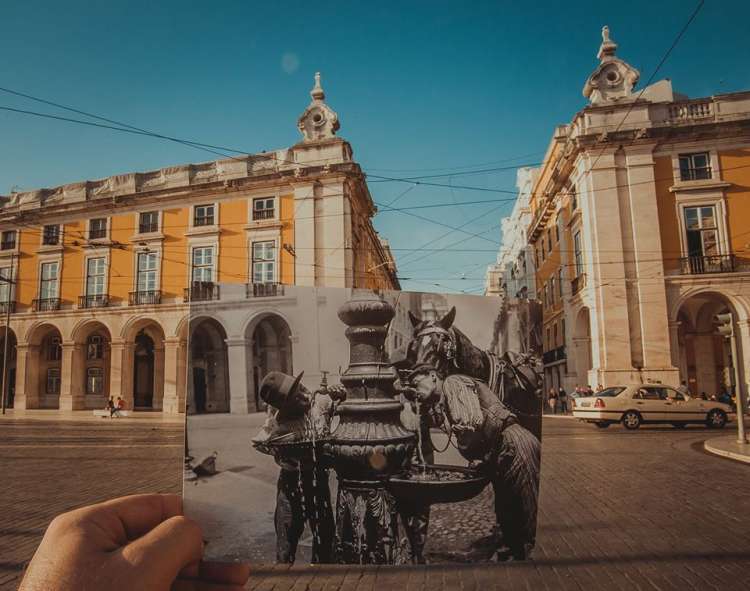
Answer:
192;451;219;478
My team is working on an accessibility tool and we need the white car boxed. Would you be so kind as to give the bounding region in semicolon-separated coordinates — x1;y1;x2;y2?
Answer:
571;384;733;430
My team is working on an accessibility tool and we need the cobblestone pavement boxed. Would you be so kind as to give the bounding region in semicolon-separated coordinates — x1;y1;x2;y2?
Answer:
1;417;749;590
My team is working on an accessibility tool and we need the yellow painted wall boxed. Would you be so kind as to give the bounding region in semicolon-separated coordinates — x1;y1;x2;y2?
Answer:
59;221;84;306
719;149;750;266
653;156;681;274
161;208;189;298
280;194;295;285
109;214;133;304
218;200;247;284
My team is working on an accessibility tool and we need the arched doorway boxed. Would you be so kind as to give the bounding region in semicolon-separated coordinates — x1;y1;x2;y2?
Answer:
72;322;111;410
676;293;744;398
247;314;292;411
0;328;17;408
573;307;593;388
27;324;63;409
123;320;166;411
134;330;155;409
188;318;230;413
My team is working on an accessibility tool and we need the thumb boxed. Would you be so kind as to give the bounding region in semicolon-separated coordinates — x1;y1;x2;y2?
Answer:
117;515;204;589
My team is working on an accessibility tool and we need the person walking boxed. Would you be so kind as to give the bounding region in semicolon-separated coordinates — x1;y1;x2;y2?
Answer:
558;387;568;414
547;388;557;414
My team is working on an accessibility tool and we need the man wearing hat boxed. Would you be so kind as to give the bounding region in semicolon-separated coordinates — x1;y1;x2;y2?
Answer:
252;370;344;564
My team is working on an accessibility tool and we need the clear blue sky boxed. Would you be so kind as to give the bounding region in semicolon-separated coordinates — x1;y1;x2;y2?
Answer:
1;0;747;294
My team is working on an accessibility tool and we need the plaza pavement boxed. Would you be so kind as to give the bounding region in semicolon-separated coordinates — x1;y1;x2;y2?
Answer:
0;415;749;590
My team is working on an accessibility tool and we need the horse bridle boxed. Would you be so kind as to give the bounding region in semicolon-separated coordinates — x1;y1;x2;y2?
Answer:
413;325;458;374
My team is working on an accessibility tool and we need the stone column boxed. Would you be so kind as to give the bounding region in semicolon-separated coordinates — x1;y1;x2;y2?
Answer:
59;343;85;411
162;337;182;415
153;344;165;410
226;337;249;414
12;344;31;409
736;320;750;403
293;181;317;287
668;321;684;376
110;340;135;409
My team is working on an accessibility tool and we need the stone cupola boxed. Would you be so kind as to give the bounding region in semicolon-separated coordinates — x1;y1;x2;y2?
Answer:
583;26;640;105
297;72;340;142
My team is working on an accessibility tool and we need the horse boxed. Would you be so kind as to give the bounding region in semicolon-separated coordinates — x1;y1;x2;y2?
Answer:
402;307;543;440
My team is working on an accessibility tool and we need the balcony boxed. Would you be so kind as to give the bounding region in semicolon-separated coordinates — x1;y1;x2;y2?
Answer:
252;208;275;221
33;298;61;312
667;100;713;123
0;301;16;315
247;282;284;298
571;273;586;295
680;254;736;275
542;346;567;365
184;282;220;302
0;239;16;251
129;290;161;306
78;294;110;309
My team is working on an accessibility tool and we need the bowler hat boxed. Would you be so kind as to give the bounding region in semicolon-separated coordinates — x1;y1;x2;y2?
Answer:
259;371;305;413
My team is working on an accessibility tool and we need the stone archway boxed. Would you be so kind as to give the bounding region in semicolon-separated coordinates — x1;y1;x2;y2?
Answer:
188;317;230;414
26;324;63;409
0;327;17;409
71;321;111;410
676;292;744;399
573;307;593;388
246;314;293;412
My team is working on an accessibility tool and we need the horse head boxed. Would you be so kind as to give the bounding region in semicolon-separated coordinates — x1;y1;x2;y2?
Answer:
405;307;457;377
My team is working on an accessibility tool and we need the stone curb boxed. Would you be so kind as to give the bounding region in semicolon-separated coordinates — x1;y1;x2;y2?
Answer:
704;437;750;464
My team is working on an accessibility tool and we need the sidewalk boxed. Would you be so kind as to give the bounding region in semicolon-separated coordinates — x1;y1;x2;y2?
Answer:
704;434;750;464
0;408;184;424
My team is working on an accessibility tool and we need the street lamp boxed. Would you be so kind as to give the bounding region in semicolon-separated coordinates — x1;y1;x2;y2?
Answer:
0;252;15;415
714;312;747;444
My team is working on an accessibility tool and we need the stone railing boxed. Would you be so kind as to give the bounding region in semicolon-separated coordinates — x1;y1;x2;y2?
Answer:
667;100;713;123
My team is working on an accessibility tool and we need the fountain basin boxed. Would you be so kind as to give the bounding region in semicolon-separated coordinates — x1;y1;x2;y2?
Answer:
387;464;488;505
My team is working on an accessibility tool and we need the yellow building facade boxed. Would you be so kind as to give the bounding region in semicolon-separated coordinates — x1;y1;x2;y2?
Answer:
528;28;750;401
0;74;398;414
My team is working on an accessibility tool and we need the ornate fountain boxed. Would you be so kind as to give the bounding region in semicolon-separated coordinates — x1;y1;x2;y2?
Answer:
325;290;415;564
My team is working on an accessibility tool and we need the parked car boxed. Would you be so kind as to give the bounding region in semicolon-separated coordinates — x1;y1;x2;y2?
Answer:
571;384;733;430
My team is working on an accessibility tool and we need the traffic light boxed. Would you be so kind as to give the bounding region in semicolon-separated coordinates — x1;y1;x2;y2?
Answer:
714;312;734;338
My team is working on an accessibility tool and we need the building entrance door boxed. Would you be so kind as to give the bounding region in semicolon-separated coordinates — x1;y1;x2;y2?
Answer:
193;367;207;413
133;331;155;408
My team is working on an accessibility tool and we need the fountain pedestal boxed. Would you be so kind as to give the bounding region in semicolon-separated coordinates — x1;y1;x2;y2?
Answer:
326;290;415;564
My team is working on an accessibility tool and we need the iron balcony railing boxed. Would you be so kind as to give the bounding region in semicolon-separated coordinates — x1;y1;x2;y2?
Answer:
0;301;16;314
32;297;61;312
184;282;220;302
78;294;109;309
129;290;161;306
252;208;275;221
680;254;735;275
247;282;284;298
0;239;16;251
571;273;586;295
542;346;567;365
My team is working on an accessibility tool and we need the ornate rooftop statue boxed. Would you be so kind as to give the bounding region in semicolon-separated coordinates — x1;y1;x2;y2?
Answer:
583;26;640;105
297;72;341;142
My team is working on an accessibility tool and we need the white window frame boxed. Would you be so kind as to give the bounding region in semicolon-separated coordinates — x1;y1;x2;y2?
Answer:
0;263;16;304
87;217;110;241
251;196;277;222
85;256;108;297
573;231;584;277
674;192;730;259
191;245;216;285
0;230;18;252
670;149;721;185
191;203;218;229
135;210;161;235
251;239;278;284
38;260;61;301
134;249;161;294
86;366;105;396
41;224;62;247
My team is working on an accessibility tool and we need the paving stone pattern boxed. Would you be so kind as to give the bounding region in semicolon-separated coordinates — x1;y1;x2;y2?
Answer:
1;418;749;590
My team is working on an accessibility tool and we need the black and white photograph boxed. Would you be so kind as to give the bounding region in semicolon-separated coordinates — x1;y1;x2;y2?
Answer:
183;284;544;566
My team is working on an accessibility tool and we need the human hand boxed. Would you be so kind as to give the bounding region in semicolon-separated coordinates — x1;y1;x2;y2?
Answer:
19;494;250;591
